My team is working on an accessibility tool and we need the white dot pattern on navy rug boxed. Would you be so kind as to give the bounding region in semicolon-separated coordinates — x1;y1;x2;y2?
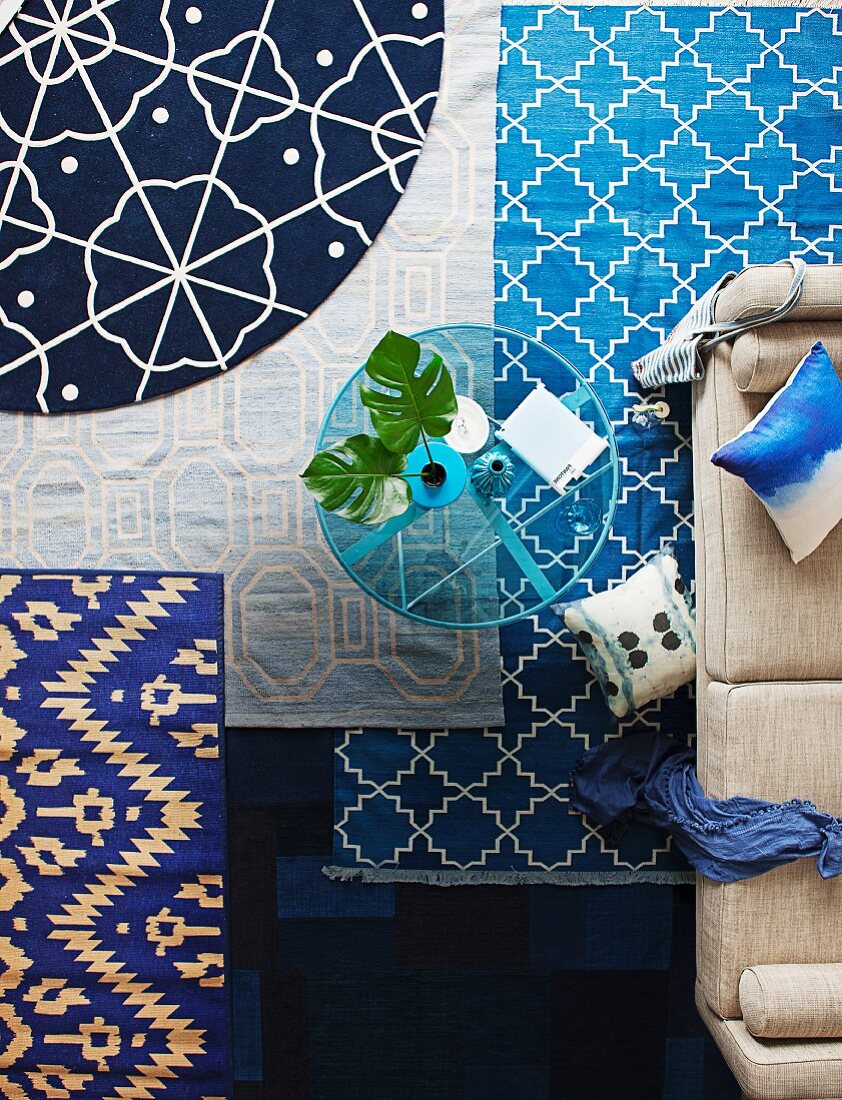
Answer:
0;0;444;411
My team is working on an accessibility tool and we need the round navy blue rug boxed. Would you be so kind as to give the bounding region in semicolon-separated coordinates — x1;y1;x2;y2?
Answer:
0;0;444;412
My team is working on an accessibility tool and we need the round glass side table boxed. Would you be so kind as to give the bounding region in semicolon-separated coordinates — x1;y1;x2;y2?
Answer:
315;324;619;629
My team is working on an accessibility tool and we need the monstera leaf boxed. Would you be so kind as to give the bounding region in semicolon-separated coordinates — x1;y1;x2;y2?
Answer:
360;331;458;454
301;434;412;525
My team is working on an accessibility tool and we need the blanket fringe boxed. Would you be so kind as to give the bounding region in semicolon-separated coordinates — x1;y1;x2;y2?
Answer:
322;865;695;886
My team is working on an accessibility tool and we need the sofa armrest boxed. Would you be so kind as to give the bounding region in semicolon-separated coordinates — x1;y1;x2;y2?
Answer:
731;323;842;392
716;263;842;325
740;964;842;1039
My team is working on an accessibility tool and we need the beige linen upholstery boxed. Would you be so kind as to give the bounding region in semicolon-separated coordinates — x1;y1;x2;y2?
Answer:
692;347;842;683
730;324;842;392
698;988;842;1100
696;682;842;1020
699;862;842;1023
740;965;842;1040
717;264;842;324
700;682;842;808
693;263;842;1100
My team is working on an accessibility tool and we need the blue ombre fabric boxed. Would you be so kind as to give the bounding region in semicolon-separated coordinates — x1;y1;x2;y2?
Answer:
571;733;842;883
712;341;842;563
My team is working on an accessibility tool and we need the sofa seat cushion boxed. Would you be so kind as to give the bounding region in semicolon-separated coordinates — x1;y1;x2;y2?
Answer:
692;343;842;683
697;987;842;1100
697;681;842;1019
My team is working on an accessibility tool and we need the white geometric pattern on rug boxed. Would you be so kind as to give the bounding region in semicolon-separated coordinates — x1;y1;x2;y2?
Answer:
0;0;443;411
330;4;840;881
0;0;503;728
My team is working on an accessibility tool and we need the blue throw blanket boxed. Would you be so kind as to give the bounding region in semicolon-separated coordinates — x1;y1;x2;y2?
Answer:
571;734;842;883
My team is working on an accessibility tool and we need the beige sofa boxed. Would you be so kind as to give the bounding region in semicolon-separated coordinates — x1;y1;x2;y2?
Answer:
692;263;842;1100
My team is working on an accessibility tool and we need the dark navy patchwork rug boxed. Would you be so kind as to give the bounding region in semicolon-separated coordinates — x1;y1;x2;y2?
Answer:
328;4;841;884
0;0;443;412
0;570;229;1097
228;727;740;1099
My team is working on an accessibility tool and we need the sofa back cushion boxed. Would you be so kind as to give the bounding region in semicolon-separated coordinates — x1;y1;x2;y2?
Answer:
693;343;842;683
711;341;842;565
697;681;842;1020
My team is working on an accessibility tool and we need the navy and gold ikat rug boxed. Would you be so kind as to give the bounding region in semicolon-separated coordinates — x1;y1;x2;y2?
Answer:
0;571;229;1097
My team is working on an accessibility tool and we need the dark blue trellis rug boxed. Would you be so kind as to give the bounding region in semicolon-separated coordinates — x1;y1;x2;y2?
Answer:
0;570;229;1096
0;0;443;412
328;3;842;884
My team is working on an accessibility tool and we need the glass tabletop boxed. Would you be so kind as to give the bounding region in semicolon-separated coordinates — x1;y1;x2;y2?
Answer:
315;324;619;628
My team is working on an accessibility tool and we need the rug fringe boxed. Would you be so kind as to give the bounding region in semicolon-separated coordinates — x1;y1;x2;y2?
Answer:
322;865;695;886
503;1;842;8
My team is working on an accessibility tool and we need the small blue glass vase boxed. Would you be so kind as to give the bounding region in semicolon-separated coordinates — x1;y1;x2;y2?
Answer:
471;449;515;498
405;441;468;509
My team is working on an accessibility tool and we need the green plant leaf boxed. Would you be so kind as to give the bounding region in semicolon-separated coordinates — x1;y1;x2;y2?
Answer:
300;434;412;525
360;331;458;454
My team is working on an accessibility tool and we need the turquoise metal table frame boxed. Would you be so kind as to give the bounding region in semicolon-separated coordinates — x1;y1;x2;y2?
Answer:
315;324;620;629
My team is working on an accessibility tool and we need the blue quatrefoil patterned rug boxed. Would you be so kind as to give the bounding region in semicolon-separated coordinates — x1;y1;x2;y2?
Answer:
329;3;842;885
0;0;443;412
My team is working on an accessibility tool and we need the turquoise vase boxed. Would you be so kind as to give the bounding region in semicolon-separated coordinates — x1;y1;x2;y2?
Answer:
471;449;515;498
405;441;468;509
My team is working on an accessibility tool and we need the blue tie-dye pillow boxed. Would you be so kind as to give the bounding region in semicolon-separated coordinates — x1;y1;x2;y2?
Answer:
711;341;842;564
